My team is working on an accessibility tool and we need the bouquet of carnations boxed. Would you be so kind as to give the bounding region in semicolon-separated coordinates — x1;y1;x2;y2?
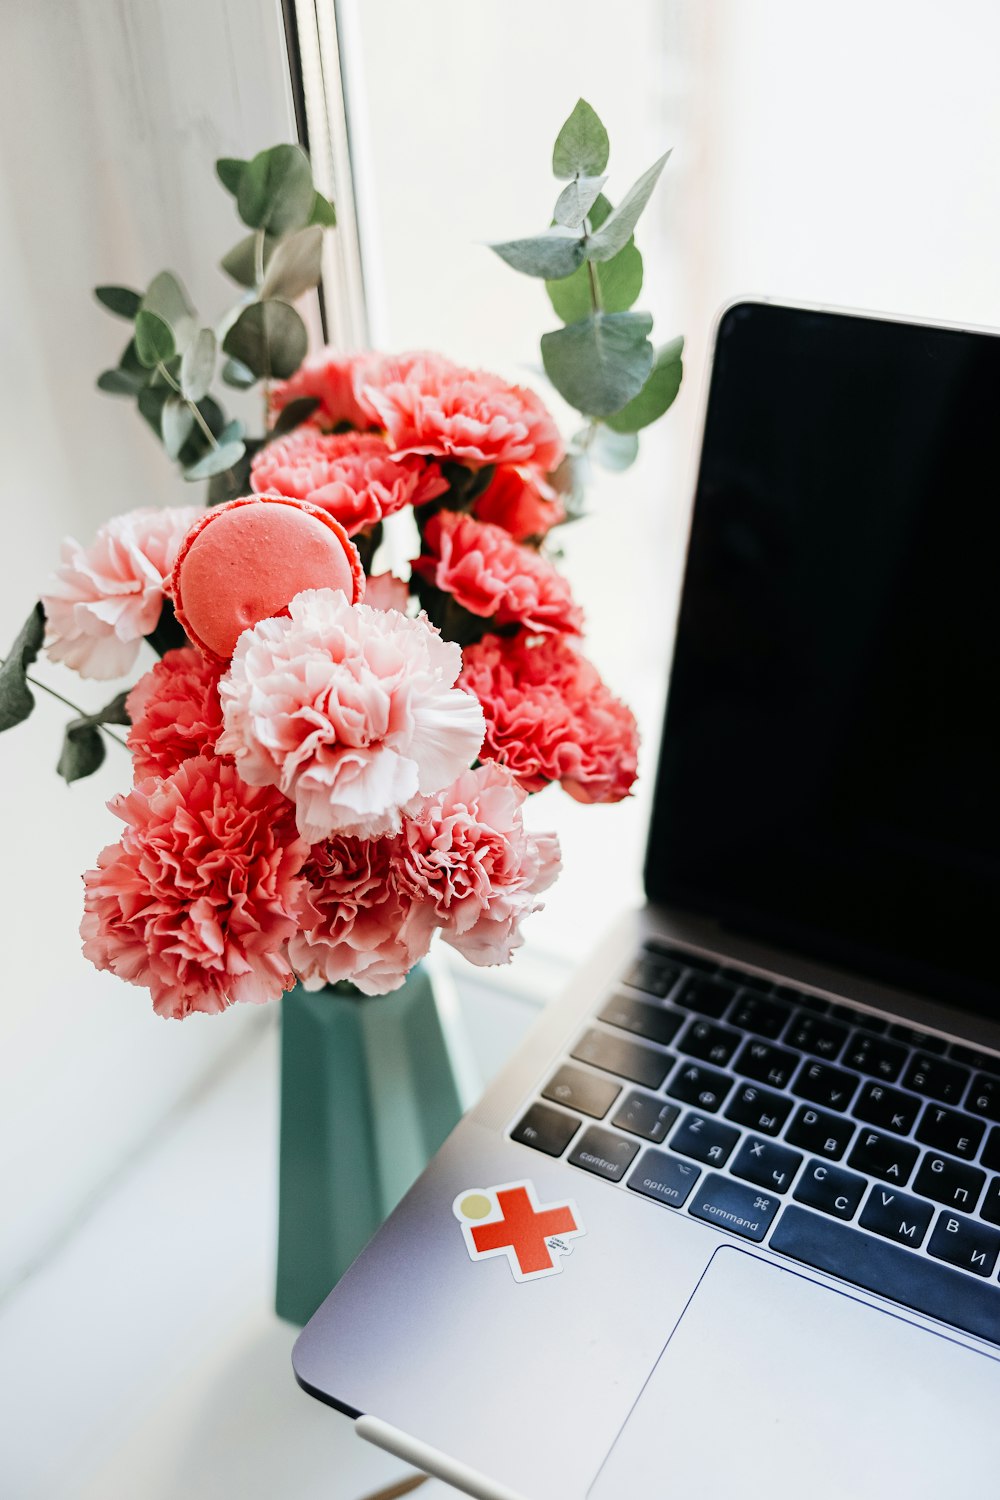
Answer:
0;102;680;1020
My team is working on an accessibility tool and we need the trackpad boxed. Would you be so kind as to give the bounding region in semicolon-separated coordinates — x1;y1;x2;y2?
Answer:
589;1246;1000;1496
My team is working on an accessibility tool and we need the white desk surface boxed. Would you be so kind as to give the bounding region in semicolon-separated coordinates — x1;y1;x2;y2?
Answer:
1;973;554;1500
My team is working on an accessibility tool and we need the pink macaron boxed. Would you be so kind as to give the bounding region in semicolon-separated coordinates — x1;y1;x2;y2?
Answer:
171;495;365;662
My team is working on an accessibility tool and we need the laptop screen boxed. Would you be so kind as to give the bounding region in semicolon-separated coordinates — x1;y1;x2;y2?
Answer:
646;302;1000;1016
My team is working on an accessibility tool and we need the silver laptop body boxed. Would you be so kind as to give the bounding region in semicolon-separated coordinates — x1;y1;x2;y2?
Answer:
293;302;1000;1500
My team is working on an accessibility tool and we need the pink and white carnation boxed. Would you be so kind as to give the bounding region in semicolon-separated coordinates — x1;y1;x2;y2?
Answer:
399;761;561;967
414;511;584;635
125;646;225;782
250;428;448;537
42;505;200;679
289;833;433;996
81;756;310;1019
216;587;486;842
364;572;411;614
363;355;564;472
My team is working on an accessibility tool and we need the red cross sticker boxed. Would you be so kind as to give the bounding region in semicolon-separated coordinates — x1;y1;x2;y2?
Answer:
453;1180;585;1282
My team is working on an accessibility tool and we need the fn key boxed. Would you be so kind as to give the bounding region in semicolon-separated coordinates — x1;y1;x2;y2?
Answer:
511;1102;581;1157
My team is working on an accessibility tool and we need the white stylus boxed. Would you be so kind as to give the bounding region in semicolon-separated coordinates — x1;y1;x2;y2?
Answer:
355;1416;530;1500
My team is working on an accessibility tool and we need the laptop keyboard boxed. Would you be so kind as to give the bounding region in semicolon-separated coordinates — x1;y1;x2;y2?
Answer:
509;941;1000;1347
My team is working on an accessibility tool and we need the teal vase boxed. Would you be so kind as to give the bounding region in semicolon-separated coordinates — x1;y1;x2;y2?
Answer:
276;964;468;1326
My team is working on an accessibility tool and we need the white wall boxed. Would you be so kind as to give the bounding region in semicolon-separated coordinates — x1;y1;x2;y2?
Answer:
0;0;295;1296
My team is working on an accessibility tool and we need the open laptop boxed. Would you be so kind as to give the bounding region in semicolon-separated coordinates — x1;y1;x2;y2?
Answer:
293;301;1000;1499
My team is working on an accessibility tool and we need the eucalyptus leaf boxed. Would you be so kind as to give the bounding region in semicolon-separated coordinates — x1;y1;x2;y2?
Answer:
584;152;671;263
309;190;336;227
206;438;262;506
270;396;320;438
161;396;195;460
222;299;307;379
96;367;145;396
216;418;245;446
57;721;105;783
137;385;169;437
141;270;196;348
118;338;146;376
194;394;225;438
0;602;45;731
134;310;175;368
489;228;585;281
94;285;141;319
180;328;216;402
184;440;247;481
553;174;606;230
237;144;315;235
541;311;653;417
146;598;187;657
220;232;276;288
216;157;246;196
604;335;684;433
546;240;642;323
591;425;639;471
261;224;324;300
552;99;610;180
548;451;589;522
222;356;257;389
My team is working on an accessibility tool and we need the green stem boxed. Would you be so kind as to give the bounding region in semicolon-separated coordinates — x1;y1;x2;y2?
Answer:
582;207;603;315
21;672;129;749
255;231;272;428
158;364;219;450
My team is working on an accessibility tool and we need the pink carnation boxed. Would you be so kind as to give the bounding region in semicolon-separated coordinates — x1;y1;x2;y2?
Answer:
217;588;485;842
474;466;565;542
81;756;310;1019
289;834;433;996
125;647;225;782
42;505;200;679
250;428;447;536
459;631;639;803
414;512;583;635
268;349;382;431
399;762;560;966
364;572;411;613
363;356;564;472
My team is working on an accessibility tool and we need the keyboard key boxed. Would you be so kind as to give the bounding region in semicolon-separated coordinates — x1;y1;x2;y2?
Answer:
901;1054;970;1106
612;1090;679;1144
667;1061;733;1113
841;1032;907;1083
793;1160;866;1220
859;1185;933;1247
793;1059;860;1111
718;966;772;993
928;1212;1000;1277
948;1043;999;1070
735;1038;800;1090
980;1178;1000;1227
728;992;792;1039
598;993;682;1048
981;1128;1000;1174
571;1029;670;1091
731;1136;802;1194
847;1129;918;1186
771;1207;1000;1348
627;1150;700;1208
853;1014;889;1035
676;1018;741;1067
687;1173;780;1241
670;1113;740;1168
784;1014;849;1061
786;1105;854;1160
542;1064;620;1120
511;1102;580;1157
887;1024;947;1054
775;986;827;1014
912;1154;985;1213
567;1125;639;1182
966;1073;1000;1123
623;951;679;998
673;975;736;1020
725;1082;792;1136
647;942;717;974
853;1081;920;1135
915;1104;984;1160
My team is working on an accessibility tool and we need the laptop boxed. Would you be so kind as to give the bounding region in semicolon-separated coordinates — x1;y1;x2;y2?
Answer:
292;300;1000;1499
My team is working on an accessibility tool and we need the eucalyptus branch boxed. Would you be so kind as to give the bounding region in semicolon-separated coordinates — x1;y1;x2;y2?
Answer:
17;671;129;748
157;364;220;449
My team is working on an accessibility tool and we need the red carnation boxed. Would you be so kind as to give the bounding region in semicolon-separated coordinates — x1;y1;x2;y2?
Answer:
459;631;639;803
414;512;583;635
126;647;225;781
474;466;565;542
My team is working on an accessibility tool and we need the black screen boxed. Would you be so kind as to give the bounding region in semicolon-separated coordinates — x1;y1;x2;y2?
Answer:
647;302;1000;1014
